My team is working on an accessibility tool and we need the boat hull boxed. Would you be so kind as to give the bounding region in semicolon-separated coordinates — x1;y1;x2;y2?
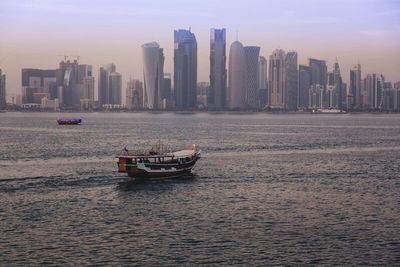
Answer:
117;154;200;180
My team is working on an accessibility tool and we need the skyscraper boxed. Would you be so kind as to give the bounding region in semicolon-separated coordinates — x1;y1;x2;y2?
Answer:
258;56;268;108
209;28;226;109
364;74;384;110
98;63;116;106
0;69;6;109
244;46;260;109
109;71;122;105
163;74;172;109
333;59;344;109
142;42;164;109
298;65;311;109
77;64;95;110
268;49;286;109
285;51;298;110
228;41;246;109
309;58;327;88
21;68;56;104
350;64;362;109
55;59;94;109
174;29;197;109
126;79;143;110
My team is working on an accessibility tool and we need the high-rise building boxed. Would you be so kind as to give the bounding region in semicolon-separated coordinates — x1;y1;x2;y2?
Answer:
209;28;226;109
228;41;246;109
126;79;143;110
98;63;116;106
333;59;345;109
163;74;172;109
268;49;286;109
109;72;122;105
309;84;324;109
285;51;298;110
244;46;260;109
55;60;94;109
350;64;362;109
77;64;95;110
298;65;311;109
309;58;327;88
142;42;164;109
258;56;268;107
174;29;197;109
56;60;78;108
364;74;384;110
0;69;6;109
21;68;56;104
197;82;210;108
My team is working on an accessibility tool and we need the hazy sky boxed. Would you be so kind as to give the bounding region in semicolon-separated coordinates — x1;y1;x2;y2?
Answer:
1;0;400;101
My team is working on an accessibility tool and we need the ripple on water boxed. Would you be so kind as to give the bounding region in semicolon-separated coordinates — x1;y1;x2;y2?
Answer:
0;113;399;266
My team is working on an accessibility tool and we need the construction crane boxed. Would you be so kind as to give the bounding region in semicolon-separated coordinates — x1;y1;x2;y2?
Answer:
57;55;69;62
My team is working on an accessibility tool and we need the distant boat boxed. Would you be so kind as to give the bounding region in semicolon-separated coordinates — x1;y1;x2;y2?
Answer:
57;117;82;125
116;141;201;180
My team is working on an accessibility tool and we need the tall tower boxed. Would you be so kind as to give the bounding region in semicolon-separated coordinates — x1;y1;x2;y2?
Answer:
298;65;311;109
258;56;268;107
285;51;298;110
98;63;116;106
350;64;362;109
268;49;286;109
174;29;197;109
333;59;344;109
109;71;122;105
0;69;6;109
228;41;246;109
309;58;327;89
244;46;260;109
364;74;384;110
142;42;164;109
209;28;227;109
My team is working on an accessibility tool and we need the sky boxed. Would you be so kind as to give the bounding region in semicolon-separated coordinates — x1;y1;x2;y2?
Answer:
1;0;400;102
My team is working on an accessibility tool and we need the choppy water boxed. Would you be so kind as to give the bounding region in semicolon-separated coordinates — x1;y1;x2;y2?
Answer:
1;112;399;266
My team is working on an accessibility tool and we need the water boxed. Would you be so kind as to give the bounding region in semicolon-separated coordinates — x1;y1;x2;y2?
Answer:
1;112;399;266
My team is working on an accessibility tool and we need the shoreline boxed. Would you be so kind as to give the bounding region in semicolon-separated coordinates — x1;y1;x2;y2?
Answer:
1;110;400;115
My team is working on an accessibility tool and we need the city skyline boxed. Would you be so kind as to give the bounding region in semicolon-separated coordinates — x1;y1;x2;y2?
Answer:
1;0;399;101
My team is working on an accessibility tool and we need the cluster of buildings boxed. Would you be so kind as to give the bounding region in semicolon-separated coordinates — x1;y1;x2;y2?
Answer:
1;28;400;112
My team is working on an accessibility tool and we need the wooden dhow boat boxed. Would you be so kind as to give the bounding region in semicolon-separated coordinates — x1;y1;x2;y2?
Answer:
57;117;82;125
116;141;201;179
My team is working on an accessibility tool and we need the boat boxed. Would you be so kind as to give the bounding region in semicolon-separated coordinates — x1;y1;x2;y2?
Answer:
116;141;201;179
57;117;82;125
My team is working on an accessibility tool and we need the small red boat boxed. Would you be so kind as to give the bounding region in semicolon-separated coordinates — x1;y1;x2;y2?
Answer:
57;117;82;125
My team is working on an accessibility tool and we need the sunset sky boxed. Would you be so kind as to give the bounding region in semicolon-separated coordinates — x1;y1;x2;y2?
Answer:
1;0;399;101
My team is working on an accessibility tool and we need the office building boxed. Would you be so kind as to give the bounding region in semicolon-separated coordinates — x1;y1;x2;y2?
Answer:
126;79;143;110
0;69;6;109
298;65;311;109
333;59;345;109
258;56;268;108
350;64;362;109
163;73;172;109
285;51;298;110
98;63;116;106
209;28;227;109
142;42;164;109
197;82;210;108
244;46;260;109
268;49;286;109
21;68;56;104
364;74;384;110
109;71;122;105
228;41;246;109
174;29;197;109
309;58;327;88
